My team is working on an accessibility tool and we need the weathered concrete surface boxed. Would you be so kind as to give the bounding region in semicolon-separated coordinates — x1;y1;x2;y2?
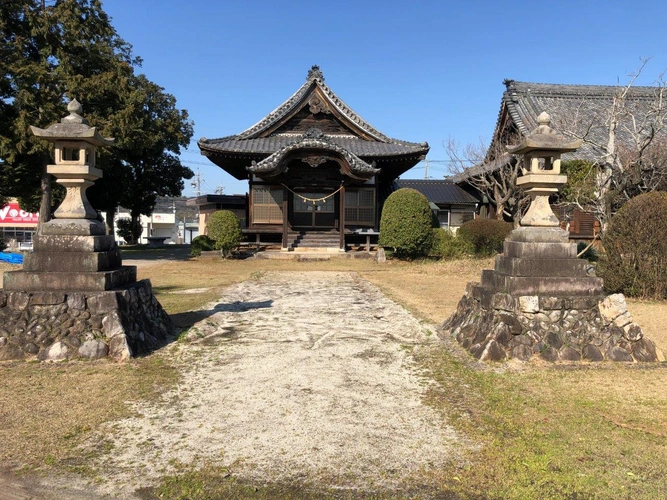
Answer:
85;271;471;496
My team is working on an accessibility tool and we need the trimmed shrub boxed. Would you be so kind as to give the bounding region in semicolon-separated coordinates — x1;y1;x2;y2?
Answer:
457;218;512;256
117;218;143;244
190;235;215;256
207;210;243;258
379;188;433;259
430;228;474;259
601;191;667;299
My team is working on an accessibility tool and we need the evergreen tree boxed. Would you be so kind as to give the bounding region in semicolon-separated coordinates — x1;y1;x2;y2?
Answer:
0;0;193;234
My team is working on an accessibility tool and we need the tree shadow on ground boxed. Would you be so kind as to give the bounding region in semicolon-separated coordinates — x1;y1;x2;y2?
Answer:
120;244;193;262
170;300;274;330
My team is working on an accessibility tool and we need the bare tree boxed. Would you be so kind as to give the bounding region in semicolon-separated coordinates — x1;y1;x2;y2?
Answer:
555;59;667;231
445;137;526;224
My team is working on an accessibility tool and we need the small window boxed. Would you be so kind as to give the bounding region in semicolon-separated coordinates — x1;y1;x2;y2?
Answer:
252;185;283;224
345;188;375;225
62;148;80;161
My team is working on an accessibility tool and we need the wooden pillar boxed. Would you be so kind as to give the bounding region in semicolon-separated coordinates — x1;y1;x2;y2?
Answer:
282;186;289;250
374;181;380;230
339;184;346;251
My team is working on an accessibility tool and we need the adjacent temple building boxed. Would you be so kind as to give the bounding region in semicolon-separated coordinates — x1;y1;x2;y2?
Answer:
198;66;429;251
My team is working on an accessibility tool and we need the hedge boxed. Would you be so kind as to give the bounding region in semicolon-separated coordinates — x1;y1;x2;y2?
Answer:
457;218;512;256
601;191;667;299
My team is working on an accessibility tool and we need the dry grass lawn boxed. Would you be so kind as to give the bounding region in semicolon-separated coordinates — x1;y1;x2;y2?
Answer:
1;251;666;499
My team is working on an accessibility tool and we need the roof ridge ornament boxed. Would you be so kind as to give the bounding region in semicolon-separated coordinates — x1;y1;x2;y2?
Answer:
307;65;324;82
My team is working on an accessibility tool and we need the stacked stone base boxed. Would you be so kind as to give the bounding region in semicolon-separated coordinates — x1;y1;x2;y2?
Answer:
3;233;136;292
443;284;663;362
0;280;173;362
442;227;663;363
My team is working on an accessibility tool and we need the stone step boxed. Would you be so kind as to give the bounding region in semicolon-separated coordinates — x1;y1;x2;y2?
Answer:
34;234;117;253
494;255;588;277
293;241;340;248
500;274;604;296
293;247;342;253
2;266;137;292
503;240;577;259
23;249;122;273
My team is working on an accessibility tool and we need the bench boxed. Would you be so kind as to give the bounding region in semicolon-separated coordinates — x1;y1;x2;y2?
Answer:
353;229;380;252
146;236;169;248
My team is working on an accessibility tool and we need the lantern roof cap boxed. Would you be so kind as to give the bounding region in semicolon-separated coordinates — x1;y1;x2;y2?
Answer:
507;112;581;155
30;99;114;146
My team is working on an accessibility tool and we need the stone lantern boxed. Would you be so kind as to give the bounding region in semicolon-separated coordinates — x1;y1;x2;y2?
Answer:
1;100;174;362
507;112;582;229
4;100;135;293
443;111;662;363
30;99;113;235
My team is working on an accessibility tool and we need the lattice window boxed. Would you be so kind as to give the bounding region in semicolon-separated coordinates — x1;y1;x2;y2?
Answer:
345;188;375;225
252;186;283;224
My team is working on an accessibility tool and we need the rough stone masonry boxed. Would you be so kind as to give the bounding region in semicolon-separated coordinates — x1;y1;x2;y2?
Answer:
0;281;172;361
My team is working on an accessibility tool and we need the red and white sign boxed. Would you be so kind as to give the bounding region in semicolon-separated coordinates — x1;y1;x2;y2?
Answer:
0;202;39;224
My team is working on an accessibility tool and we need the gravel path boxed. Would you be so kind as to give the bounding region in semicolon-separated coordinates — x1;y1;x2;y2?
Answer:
89;271;470;496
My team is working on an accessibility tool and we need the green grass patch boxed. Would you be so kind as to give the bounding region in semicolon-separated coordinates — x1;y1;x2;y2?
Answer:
419;348;667;499
146;465;454;500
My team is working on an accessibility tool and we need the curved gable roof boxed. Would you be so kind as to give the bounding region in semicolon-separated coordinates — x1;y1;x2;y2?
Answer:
236;65;394;143
199;66;429;180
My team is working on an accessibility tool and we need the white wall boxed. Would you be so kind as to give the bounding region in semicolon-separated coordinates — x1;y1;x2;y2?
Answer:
112;211;196;244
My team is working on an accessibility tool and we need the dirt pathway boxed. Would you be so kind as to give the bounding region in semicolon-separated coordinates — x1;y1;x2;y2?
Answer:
2;271;471;498
86;271;469;496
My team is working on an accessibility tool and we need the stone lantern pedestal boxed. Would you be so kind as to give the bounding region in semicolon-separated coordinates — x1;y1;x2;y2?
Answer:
443;113;662;363
0;101;172;362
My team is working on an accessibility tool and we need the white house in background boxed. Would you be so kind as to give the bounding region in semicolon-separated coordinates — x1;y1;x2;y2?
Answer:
113;211;200;245
111;196;199;245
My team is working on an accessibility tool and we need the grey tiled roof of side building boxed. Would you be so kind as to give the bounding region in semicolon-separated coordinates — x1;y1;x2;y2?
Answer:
397;179;479;204
500;80;665;162
454;79;666;183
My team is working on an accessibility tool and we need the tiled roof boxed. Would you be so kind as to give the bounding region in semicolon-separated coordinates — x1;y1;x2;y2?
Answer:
236;65;393;143
455;79;666;183
397;179;479;204
198;66;429;160
497;80;664;162
200;133;428;158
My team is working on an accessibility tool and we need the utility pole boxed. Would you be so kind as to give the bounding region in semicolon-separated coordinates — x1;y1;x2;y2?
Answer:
424;158;430;180
190;166;201;197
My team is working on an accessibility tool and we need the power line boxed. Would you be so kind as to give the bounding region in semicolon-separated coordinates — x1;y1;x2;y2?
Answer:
181;160;212;166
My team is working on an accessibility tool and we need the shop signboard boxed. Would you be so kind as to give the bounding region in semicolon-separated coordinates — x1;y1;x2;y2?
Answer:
0;202;40;225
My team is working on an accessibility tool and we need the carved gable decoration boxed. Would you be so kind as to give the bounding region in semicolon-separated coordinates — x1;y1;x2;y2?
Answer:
274;106;355;135
308;96;330;115
302;155;327;168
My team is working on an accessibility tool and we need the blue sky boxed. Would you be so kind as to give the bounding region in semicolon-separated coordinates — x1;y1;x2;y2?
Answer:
103;0;667;197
